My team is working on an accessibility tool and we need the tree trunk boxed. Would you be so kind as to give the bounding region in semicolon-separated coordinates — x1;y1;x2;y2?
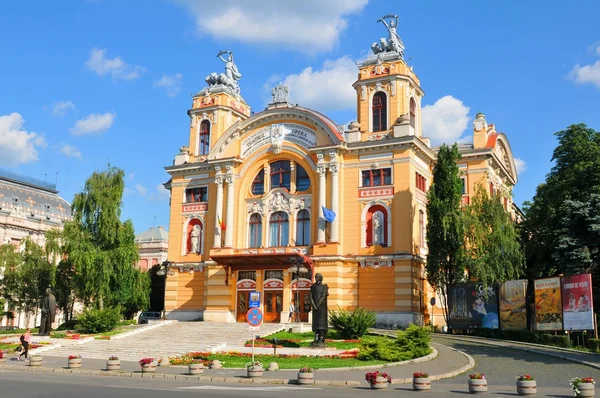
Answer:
98;296;104;310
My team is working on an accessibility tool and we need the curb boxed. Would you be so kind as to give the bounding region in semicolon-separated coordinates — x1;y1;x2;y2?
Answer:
436;334;600;371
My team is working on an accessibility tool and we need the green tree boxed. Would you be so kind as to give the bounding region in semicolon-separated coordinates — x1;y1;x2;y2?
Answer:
426;144;466;325
63;165;146;311
463;184;524;285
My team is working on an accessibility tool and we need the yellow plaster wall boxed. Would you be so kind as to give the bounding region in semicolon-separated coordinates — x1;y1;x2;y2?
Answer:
175;272;205;310
358;265;395;311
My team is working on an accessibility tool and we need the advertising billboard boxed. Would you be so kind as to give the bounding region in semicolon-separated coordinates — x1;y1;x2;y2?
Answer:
499;280;528;330
562;274;594;331
448;283;499;329
534;277;563;331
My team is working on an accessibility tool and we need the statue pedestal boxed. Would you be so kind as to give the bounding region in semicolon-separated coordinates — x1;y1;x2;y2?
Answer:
309;341;327;348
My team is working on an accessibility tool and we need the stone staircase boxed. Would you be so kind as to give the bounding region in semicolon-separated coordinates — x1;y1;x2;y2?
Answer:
38;322;286;361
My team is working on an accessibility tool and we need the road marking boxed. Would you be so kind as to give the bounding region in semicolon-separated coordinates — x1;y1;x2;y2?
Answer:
104;385;185;392
177;386;321;391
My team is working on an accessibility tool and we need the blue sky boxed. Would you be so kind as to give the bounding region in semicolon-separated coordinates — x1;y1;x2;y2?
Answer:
1;0;599;235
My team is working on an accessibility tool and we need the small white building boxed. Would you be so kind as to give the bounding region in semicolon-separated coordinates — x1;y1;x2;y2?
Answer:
136;226;169;271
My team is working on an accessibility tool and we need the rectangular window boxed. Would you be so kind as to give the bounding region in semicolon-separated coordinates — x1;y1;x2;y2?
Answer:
264;270;283;281
362;168;392;187
415;172;427;192
461;178;467;195
238;271;256;281
489;182;495;196
186;187;208;203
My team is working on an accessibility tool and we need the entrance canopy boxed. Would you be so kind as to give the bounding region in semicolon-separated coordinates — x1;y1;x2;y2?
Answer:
210;252;314;286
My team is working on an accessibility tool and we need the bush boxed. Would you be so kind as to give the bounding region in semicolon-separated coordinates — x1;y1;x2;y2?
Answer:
588;338;600;352
328;307;376;339
118;319;137;326
358;324;431;362
77;307;121;333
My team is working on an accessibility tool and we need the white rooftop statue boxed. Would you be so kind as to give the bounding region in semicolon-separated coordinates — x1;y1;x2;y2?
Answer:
371;14;405;59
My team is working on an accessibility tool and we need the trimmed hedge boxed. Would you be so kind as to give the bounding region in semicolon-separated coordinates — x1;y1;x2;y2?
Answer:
588;338;600;352
465;328;570;348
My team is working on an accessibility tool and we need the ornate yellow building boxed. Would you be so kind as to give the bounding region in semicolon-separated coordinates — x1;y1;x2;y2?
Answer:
163;17;518;326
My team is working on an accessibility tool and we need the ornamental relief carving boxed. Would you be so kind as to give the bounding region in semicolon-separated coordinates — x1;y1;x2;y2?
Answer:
359;257;393;269
360;198;391;207
247;190;312;216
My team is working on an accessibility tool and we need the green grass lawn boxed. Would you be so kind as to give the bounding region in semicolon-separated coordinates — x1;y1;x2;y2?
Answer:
171;352;386;369
0;328;39;335
247;330;391;350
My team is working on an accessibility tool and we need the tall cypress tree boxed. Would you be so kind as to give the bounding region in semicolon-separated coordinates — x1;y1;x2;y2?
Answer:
426;144;465;325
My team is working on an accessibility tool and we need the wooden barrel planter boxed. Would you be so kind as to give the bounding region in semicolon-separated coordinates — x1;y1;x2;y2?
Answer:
142;363;157;373
247;368;264;378
297;372;314;385
106;359;121;371
68;357;82;369
516;380;537;396
28;356;43;367
577;382;595;397
468;379;488;394
413;377;432;391
370;376;389;390
189;363;204;375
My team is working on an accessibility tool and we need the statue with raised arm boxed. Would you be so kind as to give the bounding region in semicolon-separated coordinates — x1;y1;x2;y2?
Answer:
310;273;329;346
217;50;242;87
376;14;405;58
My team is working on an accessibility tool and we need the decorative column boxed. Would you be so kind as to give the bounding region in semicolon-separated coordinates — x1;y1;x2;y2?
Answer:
214;175;224;248
224;175;235;248
330;163;339;243
316;165;327;244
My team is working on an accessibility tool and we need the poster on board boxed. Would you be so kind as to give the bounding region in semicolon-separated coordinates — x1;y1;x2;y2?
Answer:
534;277;563;331
562;274;594;331
447;283;499;329
499;280;528;330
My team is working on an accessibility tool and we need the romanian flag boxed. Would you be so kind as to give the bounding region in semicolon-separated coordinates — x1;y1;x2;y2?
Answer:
218;215;226;231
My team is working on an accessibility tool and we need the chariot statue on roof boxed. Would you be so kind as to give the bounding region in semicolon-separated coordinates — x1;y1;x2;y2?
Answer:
372;14;404;58
204;50;243;95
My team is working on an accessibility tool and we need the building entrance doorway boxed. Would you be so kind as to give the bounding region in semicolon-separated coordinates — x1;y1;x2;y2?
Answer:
236;291;250;322
264;291;282;323
294;290;311;322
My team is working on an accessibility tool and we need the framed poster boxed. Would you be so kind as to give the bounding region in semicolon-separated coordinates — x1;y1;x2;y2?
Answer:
534;277;563;331
499;280;528;330
448;283;499;329
562;274;594;331
447;283;474;330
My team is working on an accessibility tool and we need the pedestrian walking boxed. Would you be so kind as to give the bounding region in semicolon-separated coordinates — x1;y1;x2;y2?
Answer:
288;300;296;323
17;328;31;361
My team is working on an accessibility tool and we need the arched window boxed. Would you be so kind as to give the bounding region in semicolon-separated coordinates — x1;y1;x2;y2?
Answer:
187;219;203;254
199;120;211;155
296;165;311;191
419;210;425;247
249;213;262;248
251;169;265;196
372;92;387;132
270;160;291;190
269;211;289;247
366;205;388;246
409;98;416;128
296;210;310;246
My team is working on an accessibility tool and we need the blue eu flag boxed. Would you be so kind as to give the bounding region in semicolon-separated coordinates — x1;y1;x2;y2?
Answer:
322;206;336;223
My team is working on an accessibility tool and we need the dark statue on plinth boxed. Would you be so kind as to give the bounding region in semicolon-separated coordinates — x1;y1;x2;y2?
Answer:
310;273;329;346
39;288;57;336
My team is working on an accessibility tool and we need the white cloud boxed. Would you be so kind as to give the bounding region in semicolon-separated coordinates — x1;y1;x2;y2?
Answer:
148;184;170;202
51;100;76;117
154;73;183;97
85;48;145;81
174;0;368;53
421;96;471;145
277;56;356;111
570;60;600;89
127;173;135;181
0;113;47;166
514;157;527;175
596;44;600;56
60;144;82;160
135;184;148;197
70;112;116;135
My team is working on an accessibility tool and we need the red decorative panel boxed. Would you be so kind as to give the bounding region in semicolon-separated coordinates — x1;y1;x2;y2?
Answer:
263;279;284;290
237;279;256;291
291;279;312;290
182;203;208;213
358;187;393;198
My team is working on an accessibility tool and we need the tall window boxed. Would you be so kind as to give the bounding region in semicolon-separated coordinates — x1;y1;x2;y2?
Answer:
372;92;387;132
270;161;291;190
199;120;210;155
296;165;311;191
490;182;495;196
249;213;262;248
186;187;208;202
409;98;416;128
296;209;310;246
362;168;392;187
419;210;425;247
269;211;289;247
461;178;467;195
415;172;427;192
251;169;265;195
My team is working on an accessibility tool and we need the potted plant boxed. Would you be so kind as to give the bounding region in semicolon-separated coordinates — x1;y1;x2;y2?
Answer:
468;373;487;394
0;351;6;364
68;354;82;369
516;374;536;396
571;377;595;397
139;358;156;373
413;372;431;391
106;356;120;371
209;359;223;369
365;371;392;390
188;361;204;375
297;366;314;385
246;361;264;378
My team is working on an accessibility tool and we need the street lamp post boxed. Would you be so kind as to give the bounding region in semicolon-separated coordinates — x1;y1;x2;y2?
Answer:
287;257;308;323
156;261;173;320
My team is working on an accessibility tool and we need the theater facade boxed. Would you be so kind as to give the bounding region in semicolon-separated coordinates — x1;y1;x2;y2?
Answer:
163;17;519;326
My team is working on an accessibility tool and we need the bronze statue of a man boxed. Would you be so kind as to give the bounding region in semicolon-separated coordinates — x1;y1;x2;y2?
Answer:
310;273;329;344
39;288;57;336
